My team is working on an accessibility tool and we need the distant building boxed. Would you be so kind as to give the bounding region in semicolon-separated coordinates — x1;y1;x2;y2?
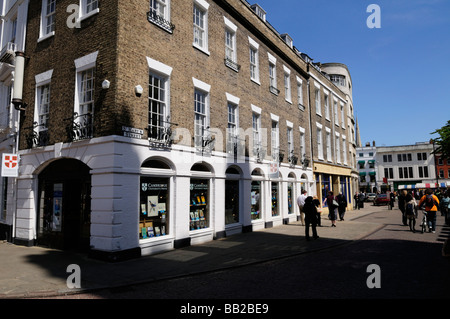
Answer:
375;142;436;192
356;142;377;193
435;152;450;187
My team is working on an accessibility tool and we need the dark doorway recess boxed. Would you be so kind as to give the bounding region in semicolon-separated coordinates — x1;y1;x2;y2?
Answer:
37;159;91;252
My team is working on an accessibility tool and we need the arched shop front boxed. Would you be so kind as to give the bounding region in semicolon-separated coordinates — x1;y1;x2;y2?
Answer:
37;159;91;251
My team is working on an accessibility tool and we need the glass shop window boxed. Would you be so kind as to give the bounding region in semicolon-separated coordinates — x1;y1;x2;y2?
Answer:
251;181;261;220
225;180;240;225
140;177;169;239
190;179;209;230
271;182;279;217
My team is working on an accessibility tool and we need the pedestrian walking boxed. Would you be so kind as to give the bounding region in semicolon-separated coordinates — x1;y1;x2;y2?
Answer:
303;196;319;241
297;189;307;226
354;192;360;210
405;193;417;232
398;190;407;226
358;192;365;209
324;191;338;227
313;196;322;227
418;189;440;233
337;192;347;221
389;191;395;210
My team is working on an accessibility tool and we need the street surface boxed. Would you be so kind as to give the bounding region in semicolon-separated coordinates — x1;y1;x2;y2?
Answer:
52;205;450;300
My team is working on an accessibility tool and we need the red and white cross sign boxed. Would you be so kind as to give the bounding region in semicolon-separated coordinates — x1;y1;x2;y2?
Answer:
2;153;19;177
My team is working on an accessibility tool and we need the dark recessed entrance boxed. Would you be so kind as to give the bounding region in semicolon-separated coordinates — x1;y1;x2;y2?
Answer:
37;159;91;251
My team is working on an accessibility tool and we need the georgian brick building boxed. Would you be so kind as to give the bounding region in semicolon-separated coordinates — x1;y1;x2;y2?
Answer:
0;0;357;260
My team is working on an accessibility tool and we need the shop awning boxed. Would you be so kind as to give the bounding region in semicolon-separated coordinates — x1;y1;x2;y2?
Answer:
415;183;448;189
399;185;416;190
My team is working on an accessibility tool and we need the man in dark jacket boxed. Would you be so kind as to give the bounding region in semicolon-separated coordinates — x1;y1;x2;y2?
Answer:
303;196;319;241
337;193;347;221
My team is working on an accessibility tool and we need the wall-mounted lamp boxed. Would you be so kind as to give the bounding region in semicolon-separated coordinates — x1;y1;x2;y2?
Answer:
135;85;143;97
12;51;27;111
102;79;110;89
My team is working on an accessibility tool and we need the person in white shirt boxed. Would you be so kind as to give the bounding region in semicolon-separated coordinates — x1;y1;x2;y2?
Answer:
297;189;307;226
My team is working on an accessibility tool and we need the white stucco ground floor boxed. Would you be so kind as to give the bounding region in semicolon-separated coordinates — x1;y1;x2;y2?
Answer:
0;135;315;261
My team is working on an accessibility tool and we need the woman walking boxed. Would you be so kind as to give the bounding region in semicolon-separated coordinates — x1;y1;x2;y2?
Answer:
405;193;417;232
323;191;338;227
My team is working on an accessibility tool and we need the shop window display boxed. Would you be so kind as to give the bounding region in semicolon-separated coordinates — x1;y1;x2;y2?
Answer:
288;182;294;214
271;182;279;216
225;180;239;224
251;181;261;220
140;177;169;239
190;179;209;230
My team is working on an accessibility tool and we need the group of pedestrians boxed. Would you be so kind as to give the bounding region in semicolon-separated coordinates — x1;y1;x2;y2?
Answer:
397;188;449;233
297;189;348;241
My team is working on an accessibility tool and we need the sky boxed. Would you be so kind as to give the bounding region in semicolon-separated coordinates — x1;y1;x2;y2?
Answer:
253;0;450;147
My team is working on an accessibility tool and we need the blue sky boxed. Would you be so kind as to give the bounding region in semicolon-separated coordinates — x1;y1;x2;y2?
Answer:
253;0;450;147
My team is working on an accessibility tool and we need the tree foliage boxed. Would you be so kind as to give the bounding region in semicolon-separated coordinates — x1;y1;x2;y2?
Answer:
431;120;450;159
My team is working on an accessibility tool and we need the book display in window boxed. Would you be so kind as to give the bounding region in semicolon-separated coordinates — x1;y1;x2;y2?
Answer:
190;179;209;230
140;178;169;239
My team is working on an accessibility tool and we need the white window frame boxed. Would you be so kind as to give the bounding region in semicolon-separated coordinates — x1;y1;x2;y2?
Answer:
226;92;240;155
249;37;260;84
341;102;346;128
333;97;339;126
314;83;321;116
252;105;262;154
299;126;306;159
193;0;210;55
271;114;279;159
147;56;173;143
146;57;173;140
74;51;98;124
150;0;170;21
39;0;56;42
193;78;211;149
287;125;294;156
316;122;324;160
326;127;331;162
148;0;173;32
34;70;54;132
324;90;330;121
79;0;100;23
268;53;277;94
283;66;292;104
224;17;237;64
296;76;304;110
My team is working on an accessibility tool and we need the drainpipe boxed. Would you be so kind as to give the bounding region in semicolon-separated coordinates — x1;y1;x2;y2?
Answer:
306;64;314;195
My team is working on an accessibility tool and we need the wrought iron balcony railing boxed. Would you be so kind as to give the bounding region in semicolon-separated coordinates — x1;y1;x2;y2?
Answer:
224;58;240;72
64;112;93;142
24;122;50;149
147;10;175;33
147;118;178;149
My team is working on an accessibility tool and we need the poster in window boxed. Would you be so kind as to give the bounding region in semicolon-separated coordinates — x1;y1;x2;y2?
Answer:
147;196;159;217
52;184;63;232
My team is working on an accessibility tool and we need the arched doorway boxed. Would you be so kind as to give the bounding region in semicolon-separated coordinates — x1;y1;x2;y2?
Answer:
37;159;91;251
